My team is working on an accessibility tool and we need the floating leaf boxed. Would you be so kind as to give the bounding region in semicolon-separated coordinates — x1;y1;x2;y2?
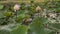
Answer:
0;4;4;10
11;25;28;34
30;17;48;34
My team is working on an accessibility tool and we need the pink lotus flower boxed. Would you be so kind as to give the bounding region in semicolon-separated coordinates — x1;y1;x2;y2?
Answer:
36;6;41;11
14;4;20;12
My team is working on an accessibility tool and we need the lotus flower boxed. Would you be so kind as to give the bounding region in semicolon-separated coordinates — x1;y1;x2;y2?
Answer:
14;4;20;12
36;6;41;12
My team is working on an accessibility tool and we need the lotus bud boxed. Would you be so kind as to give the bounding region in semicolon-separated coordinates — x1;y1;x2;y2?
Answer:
14;4;20;12
36;6;41;12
